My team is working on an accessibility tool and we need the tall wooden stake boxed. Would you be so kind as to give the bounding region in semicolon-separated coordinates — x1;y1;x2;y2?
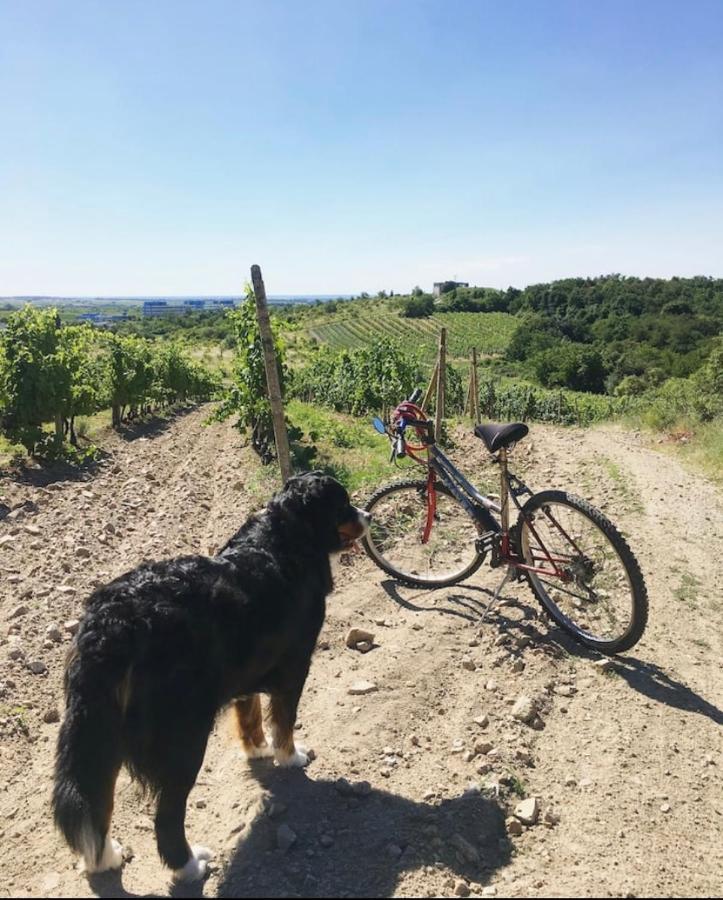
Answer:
435;327;446;443
422;362;438;413
471;347;480;423
251;264;293;483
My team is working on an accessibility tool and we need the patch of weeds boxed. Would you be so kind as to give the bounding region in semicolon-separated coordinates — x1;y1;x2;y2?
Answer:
576;459;598;498
11;706;28;729
673;572;701;606
690;637;711;651
507;775;527;798
601;457;644;515
0;705;30;736
245;464;280;509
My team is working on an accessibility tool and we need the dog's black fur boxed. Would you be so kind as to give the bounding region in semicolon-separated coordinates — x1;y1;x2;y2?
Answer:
53;472;367;879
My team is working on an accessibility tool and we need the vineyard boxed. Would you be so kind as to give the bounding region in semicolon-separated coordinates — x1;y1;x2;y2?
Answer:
476;378;629;427
305;309;517;365
0;306;218;459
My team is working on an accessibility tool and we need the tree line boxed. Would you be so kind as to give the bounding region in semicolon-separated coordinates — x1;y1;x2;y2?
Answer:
399;275;722;396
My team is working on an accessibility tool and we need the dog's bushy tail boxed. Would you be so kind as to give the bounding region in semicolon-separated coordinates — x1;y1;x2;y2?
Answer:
53;618;131;868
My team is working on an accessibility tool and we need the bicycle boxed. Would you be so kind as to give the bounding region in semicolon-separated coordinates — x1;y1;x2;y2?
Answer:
362;389;648;654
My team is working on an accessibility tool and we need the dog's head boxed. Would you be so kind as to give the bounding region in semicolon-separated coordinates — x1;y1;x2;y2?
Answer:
269;472;371;553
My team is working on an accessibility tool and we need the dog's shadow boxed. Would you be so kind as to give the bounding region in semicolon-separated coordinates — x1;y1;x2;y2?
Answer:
85;766;511;899
217;764;511;898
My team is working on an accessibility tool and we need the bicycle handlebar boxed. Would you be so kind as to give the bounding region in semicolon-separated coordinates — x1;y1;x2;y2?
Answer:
391;390;435;446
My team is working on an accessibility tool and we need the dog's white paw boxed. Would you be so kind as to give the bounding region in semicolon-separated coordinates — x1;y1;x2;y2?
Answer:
275;745;310;768
244;741;275;760
173;845;213;882
82;836;124;874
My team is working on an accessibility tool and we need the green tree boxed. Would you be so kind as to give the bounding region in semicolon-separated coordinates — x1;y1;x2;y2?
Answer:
533;343;607;393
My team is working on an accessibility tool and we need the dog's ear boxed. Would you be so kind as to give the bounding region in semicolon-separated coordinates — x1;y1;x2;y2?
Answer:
269;473;354;553
272;472;347;521
281;470;325;497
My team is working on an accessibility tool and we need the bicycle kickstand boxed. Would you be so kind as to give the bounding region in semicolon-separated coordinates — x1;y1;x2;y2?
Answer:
481;568;513;624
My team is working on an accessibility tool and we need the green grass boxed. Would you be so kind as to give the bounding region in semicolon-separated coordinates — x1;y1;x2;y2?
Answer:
0;435;26;468
287;399;415;495
621;413;723;486
676;419;723;486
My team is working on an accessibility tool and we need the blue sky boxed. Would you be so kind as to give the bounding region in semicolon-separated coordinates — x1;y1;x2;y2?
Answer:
1;0;722;295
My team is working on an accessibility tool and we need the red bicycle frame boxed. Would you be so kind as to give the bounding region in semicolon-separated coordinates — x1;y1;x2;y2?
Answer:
390;401;575;583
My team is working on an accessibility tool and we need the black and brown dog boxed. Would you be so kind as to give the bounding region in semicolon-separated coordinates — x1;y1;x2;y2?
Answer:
53;472;370;882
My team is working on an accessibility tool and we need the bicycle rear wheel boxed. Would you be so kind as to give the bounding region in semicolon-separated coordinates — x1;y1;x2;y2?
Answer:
516;490;648;654
362;479;485;588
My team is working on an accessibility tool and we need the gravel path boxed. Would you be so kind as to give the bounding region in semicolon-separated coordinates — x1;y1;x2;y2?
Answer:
0;409;720;898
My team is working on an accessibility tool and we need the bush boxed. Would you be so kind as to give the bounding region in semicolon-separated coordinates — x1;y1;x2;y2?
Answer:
292;337;465;419
400;295;434;318
293;338;423;415
477;379;627;426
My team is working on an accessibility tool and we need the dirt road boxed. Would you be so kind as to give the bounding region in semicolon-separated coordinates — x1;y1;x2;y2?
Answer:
0;407;720;898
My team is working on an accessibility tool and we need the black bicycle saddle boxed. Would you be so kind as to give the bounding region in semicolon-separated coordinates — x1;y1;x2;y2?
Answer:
474;422;529;453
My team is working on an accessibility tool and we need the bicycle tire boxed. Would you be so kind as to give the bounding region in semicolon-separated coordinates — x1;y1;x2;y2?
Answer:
362;479;486;588
515;490;648;654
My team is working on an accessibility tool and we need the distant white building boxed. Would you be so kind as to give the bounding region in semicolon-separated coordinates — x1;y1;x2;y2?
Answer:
433;280;469;297
142;301;185;317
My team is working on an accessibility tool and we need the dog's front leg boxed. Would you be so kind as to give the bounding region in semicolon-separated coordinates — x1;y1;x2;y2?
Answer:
234;694;274;759
268;667;312;768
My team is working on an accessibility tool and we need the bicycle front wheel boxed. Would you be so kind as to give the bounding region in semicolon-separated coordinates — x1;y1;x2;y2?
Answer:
516;490;648;654
362;479;485;588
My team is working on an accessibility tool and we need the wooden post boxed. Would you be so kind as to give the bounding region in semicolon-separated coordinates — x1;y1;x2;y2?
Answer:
471;347;480;424
422;362;438;413
435;328;446;442
250;265;293;483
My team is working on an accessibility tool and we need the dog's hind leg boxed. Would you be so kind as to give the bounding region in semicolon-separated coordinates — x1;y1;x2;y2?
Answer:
53;687;125;875
152;730;213;882
157;784;213;883
234;694;274;760
76;760;124;875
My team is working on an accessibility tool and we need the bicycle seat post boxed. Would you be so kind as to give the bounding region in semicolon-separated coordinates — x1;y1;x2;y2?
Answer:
498;447;510;536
